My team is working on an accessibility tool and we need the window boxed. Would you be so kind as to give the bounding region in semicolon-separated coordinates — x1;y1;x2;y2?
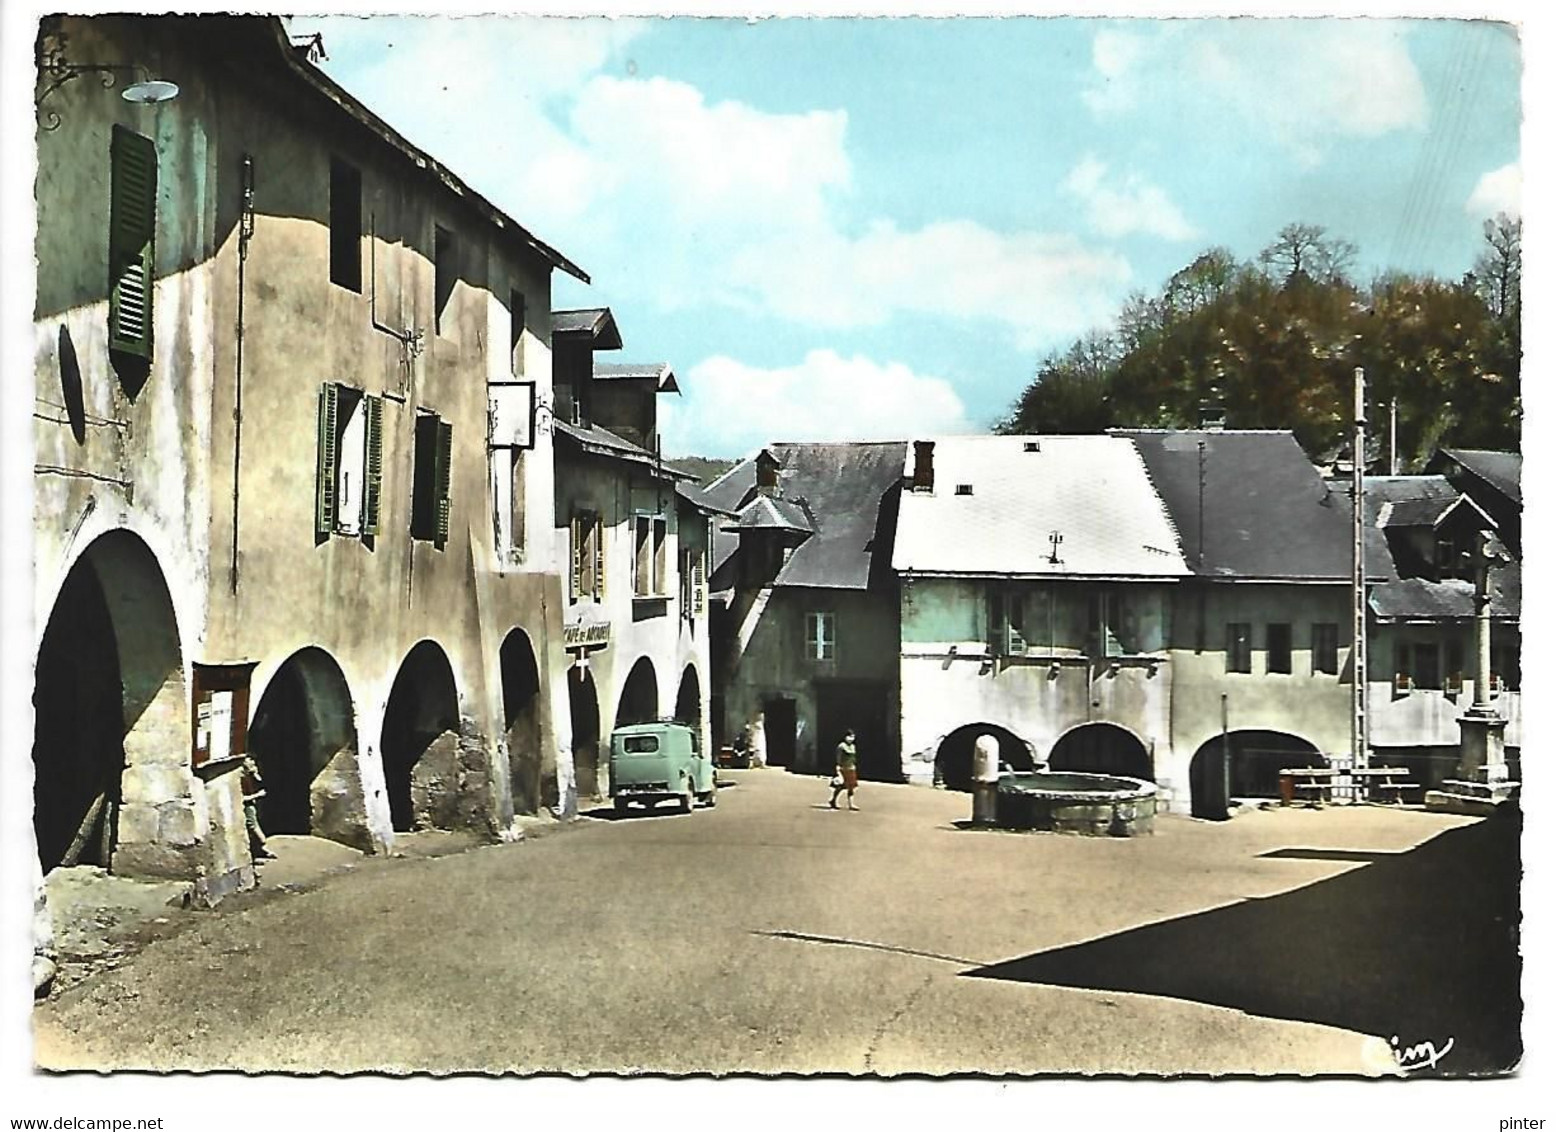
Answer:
410;412;453;547
493;448;526;563
633;514;669;598
1226;623;1252;673
1412;643;1441;690
434;225;456;335
329;157;362;292
681;547;706;621
1311;623;1339;675
1266;623;1292;674
315;384;383;539
509;288;526;373
806;612;836;661
108;125;158;361
1496;644;1521;691
988;588;1025;656
570;510;605;602
1446;638;1465;687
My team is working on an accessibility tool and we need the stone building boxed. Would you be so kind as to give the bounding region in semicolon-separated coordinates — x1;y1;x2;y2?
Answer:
704;442;907;781
32;14;588;897
1363;467;1521;789
549;309;722;804
893;431;1371;815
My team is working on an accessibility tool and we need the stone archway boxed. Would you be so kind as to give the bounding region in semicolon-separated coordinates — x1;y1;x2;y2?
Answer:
674;665;701;730
569;667;601;800
32;530;190;876
934;723;1036;793
616;656;660;727
381;641;461;832
501;629;546;814
1189;729;1323;819
247;648;368;849
1049;722;1153;781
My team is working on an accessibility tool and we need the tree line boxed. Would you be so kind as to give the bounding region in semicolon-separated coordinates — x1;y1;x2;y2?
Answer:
998;217;1521;470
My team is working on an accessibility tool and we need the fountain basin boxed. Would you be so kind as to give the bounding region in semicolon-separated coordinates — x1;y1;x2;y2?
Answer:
994;771;1158;836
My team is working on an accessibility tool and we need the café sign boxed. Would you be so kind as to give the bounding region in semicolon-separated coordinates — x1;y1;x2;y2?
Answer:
563;618;612;649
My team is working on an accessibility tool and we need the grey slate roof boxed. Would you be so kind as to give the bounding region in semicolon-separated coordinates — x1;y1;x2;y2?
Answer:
729;495;814;533
551;308;623;349
1118;429;1376;580
553;421;694;480
674;480;737;517
704;442;908;591
1370;566;1521;621
594;361;679;392
1437;448;1521;507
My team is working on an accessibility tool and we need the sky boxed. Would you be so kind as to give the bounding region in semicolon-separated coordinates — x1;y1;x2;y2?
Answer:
295;12;1523;458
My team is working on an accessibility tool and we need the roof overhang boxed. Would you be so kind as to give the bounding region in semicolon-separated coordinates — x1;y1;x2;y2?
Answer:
552;308;623;350
267;19;590;283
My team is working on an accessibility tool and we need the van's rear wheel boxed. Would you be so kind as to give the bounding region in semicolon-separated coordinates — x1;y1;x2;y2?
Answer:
705;784;718;808
680;784;695;813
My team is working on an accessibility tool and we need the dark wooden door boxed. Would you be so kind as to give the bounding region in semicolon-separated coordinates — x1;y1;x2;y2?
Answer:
764;697;796;767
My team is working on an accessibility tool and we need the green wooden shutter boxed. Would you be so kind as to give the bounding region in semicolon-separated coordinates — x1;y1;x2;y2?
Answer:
594;515;606;601
315;384;339;536
363;394;384;536
570;514;583;600
108;126;157;359
434;419;453;548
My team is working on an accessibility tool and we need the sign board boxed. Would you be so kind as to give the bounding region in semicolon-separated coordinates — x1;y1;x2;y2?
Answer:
191;662;256;768
563;619;613;649
489;381;536;449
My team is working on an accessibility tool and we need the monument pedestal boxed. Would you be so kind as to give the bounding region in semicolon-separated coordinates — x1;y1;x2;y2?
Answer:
1425;708;1518;816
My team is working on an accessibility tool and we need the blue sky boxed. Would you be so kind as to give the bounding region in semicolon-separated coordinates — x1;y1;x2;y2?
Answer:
300;14;1522;458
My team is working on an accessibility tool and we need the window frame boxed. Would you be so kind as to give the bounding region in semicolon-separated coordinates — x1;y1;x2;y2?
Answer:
1266;622;1293;675
315;382;383;540
1226;622;1252;674
410;410;453;548
1311;622;1339;676
329;156;362;292
805;611;837;662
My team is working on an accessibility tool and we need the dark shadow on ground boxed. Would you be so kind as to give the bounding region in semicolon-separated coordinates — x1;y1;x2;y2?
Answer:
962;806;1522;1076
579;803;687;821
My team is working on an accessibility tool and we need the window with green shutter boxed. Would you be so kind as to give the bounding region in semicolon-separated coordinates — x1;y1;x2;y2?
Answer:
315;383;339;537
435;419;453;548
363;394;384;536
410;411;453;548
108;125;157;361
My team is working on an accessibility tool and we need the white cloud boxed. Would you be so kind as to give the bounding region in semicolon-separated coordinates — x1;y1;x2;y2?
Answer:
1082;28;1147;114
1084;21;1429;167
312;17;1133;353
662;350;970;457
1061;156;1197;242
1466;162;1521;219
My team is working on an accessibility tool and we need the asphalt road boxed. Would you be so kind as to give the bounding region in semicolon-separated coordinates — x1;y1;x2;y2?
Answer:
34;769;1509;1076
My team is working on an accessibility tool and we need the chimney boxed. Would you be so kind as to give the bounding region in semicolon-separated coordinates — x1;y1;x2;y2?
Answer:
755;449;780;497
912;440;935;492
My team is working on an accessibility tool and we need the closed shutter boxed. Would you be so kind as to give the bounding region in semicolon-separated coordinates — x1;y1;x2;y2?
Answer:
593;515;606;601
108;126;157;359
693;549;706;615
434;419;453;548
363;394;384;536
570;514;583;600
315;384;339;536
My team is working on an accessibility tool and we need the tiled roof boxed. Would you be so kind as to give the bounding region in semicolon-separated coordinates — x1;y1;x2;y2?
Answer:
594;361;679;392
1120;430;1367;580
674;480;737;517
551;308;623;349
1370;564;1521;621
892;435;1190;578
704;442;908;590
553;421;693;480
730;495;813;533
1437;448;1521;506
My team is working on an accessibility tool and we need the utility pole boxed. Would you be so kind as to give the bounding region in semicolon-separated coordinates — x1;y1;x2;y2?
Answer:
1389;396;1399;476
1351;367;1369;771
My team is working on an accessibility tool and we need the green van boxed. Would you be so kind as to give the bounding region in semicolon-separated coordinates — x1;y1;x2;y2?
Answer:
608;722;717;814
